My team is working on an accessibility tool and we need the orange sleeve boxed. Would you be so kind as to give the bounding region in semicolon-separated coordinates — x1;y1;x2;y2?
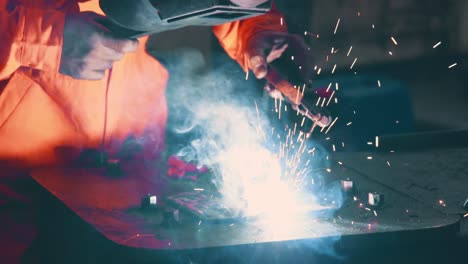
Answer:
212;6;287;72
0;0;102;81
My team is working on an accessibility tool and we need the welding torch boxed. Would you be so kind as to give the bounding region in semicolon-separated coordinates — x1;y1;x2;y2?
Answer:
265;67;331;128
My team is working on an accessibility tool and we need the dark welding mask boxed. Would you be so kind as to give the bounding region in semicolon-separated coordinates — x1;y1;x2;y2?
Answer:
99;0;272;38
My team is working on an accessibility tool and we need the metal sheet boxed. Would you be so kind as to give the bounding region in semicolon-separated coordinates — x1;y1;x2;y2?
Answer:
32;160;460;250
334;148;468;215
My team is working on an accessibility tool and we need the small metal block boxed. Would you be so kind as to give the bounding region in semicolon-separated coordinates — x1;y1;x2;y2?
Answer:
368;192;384;207
164;209;180;222
141;194;158;209
340;178;354;192
163;209;182;227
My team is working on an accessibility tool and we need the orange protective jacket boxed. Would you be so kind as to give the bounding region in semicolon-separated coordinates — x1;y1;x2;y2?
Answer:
0;0;286;167
0;2;286;261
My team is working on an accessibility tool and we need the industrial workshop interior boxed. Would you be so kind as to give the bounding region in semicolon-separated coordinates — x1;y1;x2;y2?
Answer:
1;0;467;263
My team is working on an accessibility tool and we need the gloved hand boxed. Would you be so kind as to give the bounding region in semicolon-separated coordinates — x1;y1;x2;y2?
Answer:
245;31;332;127
59;12;139;80
245;31;311;80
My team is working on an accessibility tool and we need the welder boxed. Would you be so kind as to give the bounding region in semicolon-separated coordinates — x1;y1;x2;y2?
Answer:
0;0;311;261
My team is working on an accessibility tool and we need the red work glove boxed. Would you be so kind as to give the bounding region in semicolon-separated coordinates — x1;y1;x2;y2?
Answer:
246;31;312;80
167;156;208;181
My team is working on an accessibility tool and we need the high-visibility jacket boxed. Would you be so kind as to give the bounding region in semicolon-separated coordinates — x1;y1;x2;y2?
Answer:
0;0;286;167
0;1;286;261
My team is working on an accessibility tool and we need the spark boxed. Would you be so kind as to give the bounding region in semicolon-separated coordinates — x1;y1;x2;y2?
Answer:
338;161;343;165
194;188;205;191
375;136;379;148
367;142;373;145
387;161;391;167
295;87;300;104
309;122;318;135
334;98;338;104
332;144;336;152
325;117;339;134
301;117;306;127
346;122;352;126
372;24;375;29
274;97;278;112
326;91;336;106
388;51;393;56
448;63;458;69
316;97;322;106
245;69;249;80
464;213;468;218
347;46;353;57
326;82;332;92
280;17;284;25
321;97;326;107
334;18;341;35
308;147;316;154
332;64;337;74
350;58;358;69
433;41;442;48
278;99;282;120
255;101;261;120
331;47;335;54
374;210;378;216
335;83;339;90
367;156;373;160
229;223;235;227
378;80;381;87
291;56;295;61
365;207;371;211
326;168;331;173
391;37;398;45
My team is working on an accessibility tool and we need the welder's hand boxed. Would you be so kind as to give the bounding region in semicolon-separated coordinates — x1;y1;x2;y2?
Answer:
60;12;139;80
245;31;311;79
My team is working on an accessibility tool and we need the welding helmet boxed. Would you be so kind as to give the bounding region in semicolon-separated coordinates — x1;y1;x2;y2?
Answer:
99;0;272;37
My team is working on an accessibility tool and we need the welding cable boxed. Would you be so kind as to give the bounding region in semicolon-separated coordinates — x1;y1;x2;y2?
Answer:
100;68;113;165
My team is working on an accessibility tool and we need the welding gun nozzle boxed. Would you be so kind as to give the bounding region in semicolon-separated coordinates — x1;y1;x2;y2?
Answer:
265;67;332;128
